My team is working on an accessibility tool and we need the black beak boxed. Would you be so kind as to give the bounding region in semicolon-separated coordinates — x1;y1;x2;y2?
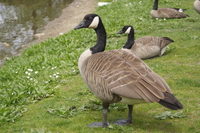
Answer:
74;21;86;30
117;30;124;34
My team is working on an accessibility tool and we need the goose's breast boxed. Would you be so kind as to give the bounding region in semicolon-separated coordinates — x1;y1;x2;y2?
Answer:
150;10;158;18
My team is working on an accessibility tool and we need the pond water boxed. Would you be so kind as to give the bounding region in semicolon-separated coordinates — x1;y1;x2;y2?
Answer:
0;0;73;65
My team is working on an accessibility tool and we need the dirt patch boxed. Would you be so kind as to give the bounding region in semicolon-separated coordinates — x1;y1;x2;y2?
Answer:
0;0;98;66
31;0;98;45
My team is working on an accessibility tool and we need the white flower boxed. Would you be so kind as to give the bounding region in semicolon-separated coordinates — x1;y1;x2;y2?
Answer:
35;71;38;74
27;69;33;72
51;66;57;70
25;71;31;75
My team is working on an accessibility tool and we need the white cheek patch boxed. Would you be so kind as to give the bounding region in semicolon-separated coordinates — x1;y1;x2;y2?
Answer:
125;27;131;34
88;16;99;29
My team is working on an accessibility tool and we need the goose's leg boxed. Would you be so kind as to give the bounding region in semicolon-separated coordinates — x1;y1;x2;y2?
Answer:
127;105;133;123
113;105;133;126
102;103;110;127
87;102;110;128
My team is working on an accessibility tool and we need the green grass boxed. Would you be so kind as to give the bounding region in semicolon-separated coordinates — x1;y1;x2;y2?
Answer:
0;0;200;132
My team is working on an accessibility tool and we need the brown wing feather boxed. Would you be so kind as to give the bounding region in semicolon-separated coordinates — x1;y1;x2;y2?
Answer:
135;36;173;49
158;8;188;18
135;36;159;46
81;49;173;104
131;36;174;59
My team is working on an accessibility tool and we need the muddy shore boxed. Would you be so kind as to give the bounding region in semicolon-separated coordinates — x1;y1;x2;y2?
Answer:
31;0;98;45
0;0;98;66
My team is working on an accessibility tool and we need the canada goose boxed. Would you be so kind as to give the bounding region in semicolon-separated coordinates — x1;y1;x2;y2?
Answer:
74;14;183;128
151;0;188;18
172;8;187;13
172;8;187;12
194;0;200;14
117;25;174;59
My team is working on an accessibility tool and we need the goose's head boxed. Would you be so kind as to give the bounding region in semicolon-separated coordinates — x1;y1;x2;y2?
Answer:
74;14;100;30
117;25;133;35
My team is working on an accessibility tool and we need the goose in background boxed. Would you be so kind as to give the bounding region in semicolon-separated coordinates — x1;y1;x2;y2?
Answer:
117;25;174;59
171;8;187;13
194;0;200;14
151;0;189;18
74;14;183;128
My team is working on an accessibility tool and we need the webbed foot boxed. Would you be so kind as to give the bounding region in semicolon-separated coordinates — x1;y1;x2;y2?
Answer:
113;118;132;126
87;122;109;128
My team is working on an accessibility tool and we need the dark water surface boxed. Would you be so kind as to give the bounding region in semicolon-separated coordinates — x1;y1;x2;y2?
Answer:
0;0;73;64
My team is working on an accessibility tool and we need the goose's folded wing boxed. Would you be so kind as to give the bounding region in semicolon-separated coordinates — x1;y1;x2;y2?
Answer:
101;50;172;103
159;8;187;18
135;36;157;45
83;49;172;103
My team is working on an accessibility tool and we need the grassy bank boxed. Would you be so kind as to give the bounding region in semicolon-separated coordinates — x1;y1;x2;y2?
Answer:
1;0;200;132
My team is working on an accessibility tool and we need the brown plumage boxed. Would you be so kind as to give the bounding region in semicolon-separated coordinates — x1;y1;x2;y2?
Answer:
118;25;174;59
151;0;188;18
83;49;173;103
74;14;183;128
194;0;200;14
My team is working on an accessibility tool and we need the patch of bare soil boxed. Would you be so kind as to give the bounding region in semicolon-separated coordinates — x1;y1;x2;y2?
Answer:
0;0;97;66
31;0;98;44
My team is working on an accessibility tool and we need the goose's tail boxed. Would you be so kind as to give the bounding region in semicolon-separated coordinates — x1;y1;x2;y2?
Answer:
159;92;183;110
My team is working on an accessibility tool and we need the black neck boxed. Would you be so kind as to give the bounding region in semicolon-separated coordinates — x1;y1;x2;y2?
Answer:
153;0;158;10
90;21;106;54
123;29;135;49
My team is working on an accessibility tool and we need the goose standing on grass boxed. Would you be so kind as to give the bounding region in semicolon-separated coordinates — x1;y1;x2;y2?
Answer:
74;14;183;128
117;25;174;59
194;0;200;14
151;0;189;19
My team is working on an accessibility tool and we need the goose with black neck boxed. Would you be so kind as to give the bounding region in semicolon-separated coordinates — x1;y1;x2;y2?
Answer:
151;0;188;19
117;25;174;59
74;14;183;128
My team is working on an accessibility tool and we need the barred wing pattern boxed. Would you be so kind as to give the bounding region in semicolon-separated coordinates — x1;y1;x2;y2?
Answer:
81;49;172;104
155;8;188;18
135;36;173;49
